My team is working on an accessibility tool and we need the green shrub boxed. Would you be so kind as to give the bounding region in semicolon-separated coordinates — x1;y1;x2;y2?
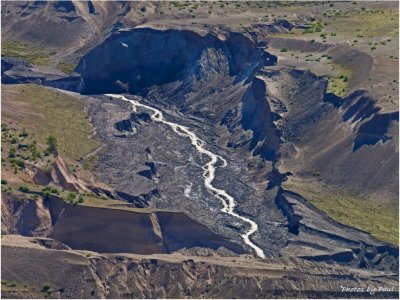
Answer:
12;159;25;168
31;148;41;159
46;135;58;154
1;179;7;185
43;165;52;176
67;192;76;203
19;129;28;138
42;283;51;293
280;48;288;52
1;124;9;132
43;190;51;200
8;148;16;158
18;186;29;193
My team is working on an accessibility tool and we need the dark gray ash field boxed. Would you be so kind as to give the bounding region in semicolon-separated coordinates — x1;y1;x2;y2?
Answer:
1;1;399;299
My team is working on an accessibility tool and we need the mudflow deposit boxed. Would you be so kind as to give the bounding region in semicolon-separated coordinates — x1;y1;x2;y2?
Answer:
1;1;399;299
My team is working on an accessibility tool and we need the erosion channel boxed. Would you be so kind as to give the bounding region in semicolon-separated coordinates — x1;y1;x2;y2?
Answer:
107;94;266;259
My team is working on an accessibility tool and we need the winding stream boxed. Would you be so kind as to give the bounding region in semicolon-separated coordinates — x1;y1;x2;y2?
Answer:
106;94;266;259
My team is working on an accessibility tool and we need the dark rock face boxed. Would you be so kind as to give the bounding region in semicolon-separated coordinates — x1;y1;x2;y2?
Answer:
137;162;158;180
114;119;133;132
131;111;152;123
116;189;160;208
114;111;152;132
240;77;281;160
353;111;398;151
341;91;380;123
76;28;271;95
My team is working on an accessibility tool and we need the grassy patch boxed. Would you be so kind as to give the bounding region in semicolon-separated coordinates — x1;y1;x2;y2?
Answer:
2;84;101;160
82;154;97;170
331;9;399;38
57;62;76;74
2;181;87;206
326;64;352;97
1;41;55;66
283;182;399;245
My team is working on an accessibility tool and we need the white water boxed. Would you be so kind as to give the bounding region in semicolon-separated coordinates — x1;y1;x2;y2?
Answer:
106;94;266;259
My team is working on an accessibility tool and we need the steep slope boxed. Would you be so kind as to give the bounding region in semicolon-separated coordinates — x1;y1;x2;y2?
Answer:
2;235;398;299
76;28;274;95
1;193;244;255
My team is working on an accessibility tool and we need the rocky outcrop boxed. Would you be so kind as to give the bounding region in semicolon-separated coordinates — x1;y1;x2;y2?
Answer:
276;190;399;273
255;68;399;199
51;156;88;192
114;111;152;133
115;189;160;208
31;156;89;192
353;111;398;151
1;193;52;237
1;57;82;91
76;28;271;95
221;76;281;160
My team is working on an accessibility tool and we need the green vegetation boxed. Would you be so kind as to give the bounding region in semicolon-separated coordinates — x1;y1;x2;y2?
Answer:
1;41;55;65
1;280;16;288
66;192;76;202
284;182;399;245
1;126;53;176
8;147;16;158
18;186;30;193
333;9;399;38
42;186;60;195
11;158;25;169
64;192;85;205
4;180;88;206
280;48;288;52
46;135;58;155
41;283;52;296
326;65;352;97
57;61;76;74
2;84;101;160
41;284;51;292
83;154;97;170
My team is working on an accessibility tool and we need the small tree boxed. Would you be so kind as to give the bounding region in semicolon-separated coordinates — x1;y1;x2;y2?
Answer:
8;147;16;158
46;135;58;155
42;283;51;294
67;192;76;203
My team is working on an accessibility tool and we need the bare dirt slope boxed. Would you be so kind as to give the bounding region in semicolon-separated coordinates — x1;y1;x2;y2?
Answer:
2;235;398;299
